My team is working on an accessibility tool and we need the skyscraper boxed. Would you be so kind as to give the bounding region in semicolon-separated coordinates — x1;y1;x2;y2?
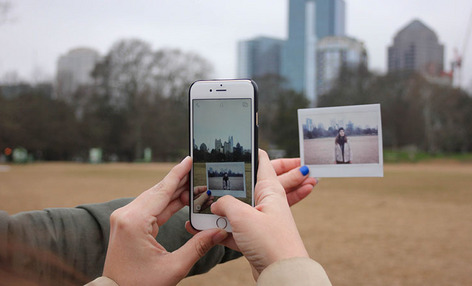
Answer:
316;36;367;96
388;19;444;76
281;0;345;103
237;36;284;78
316;0;345;39
55;47;101;101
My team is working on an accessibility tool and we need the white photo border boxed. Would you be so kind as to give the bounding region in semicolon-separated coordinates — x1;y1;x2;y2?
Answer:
298;104;384;178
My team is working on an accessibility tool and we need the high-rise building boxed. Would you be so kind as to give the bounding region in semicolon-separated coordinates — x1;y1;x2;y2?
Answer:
281;0;345;104
388;19;444;76
237;36;284;78
316;36;367;96
316;0;346;39
55;47;101;100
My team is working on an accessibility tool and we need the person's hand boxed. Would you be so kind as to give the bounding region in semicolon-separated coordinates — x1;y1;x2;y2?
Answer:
211;150;309;278
193;185;214;212
102;156;228;286
270;158;318;206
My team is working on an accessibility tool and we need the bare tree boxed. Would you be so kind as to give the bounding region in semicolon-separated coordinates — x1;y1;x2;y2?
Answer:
88;38;214;161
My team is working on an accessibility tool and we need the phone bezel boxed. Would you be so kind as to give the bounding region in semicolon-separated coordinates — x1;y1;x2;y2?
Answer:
189;79;258;232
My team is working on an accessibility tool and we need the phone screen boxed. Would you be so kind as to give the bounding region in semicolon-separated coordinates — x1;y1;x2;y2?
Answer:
192;98;253;214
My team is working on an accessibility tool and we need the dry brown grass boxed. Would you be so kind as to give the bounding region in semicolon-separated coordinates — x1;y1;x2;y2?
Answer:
1;161;471;285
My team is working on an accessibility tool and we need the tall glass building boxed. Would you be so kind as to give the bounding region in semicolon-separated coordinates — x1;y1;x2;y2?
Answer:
281;0;345;104
237;36;284;78
316;36;367;96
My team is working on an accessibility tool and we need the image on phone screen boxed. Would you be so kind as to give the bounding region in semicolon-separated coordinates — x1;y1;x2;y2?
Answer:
192;98;253;214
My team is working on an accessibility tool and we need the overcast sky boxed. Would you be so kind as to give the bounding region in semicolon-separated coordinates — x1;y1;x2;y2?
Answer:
1;0;471;89
194;99;251;151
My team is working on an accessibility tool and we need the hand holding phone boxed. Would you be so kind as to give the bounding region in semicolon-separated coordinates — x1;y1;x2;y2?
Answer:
210;150;310;277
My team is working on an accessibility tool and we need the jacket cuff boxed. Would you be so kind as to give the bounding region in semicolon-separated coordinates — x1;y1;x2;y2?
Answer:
257;257;332;286
85;276;119;286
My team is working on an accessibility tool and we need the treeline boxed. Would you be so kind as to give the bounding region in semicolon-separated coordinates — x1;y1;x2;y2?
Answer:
0;39;213;161
193;148;251;163
303;124;378;139
318;66;472;153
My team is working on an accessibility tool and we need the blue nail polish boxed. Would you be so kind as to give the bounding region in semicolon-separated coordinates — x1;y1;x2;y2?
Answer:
206;190;211;195
299;165;309;176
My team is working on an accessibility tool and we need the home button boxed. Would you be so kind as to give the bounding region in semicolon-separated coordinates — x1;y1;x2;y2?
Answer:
216;217;228;229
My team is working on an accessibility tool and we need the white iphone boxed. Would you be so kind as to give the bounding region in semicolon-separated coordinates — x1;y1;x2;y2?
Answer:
189;79;258;232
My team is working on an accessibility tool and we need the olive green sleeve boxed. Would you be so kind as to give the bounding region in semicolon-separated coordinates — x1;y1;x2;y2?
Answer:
0;199;241;285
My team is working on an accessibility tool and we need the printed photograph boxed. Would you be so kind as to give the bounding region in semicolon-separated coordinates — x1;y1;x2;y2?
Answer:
205;162;246;198
298;104;383;177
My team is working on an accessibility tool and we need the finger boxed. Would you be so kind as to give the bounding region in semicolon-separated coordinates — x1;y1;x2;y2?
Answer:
278;165;313;191
271;158;300;176
180;190;190;206
286;184;313;206
185;220;199;235
155;198;186;226
193;185;207;195
211;195;255;222
170;228;228;272
257;149;278;182
134;156;192;216
185;221;239;251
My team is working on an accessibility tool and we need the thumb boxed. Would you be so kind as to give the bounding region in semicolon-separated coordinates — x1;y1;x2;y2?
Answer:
211;195;255;222
170;228;228;271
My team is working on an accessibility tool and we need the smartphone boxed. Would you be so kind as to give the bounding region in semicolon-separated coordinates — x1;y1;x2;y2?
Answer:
189;79;258;232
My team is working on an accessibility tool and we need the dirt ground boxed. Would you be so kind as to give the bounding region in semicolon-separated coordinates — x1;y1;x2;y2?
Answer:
1;161;471;285
304;135;380;164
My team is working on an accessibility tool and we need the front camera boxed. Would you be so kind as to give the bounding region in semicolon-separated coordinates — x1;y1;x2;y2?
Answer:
210;89;212;92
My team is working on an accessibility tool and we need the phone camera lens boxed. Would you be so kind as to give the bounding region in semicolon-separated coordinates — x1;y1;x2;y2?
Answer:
210;89;212;92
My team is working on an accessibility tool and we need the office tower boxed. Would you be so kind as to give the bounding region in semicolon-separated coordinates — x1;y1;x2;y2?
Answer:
237;36;284;78
316;0;345;39
55;47;101;100
388;19;444;76
281;0;345;104
316;36;367;96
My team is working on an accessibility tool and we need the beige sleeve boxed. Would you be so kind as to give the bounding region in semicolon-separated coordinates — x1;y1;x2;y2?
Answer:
85;276;119;286
257;257;332;286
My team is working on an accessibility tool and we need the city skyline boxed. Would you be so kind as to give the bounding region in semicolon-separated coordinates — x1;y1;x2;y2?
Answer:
193;99;252;152
194;135;246;154
0;0;471;90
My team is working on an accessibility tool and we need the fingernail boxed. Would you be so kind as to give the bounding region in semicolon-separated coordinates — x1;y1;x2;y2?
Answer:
314;178;319;185
206;190;211;195
212;229;228;244
181;156;190;163
299;165;309;176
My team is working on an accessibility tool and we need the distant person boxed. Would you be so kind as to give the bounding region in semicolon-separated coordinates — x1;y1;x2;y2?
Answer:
335;127;352;164
0;157;317;285
88;150;331;285
223;172;230;189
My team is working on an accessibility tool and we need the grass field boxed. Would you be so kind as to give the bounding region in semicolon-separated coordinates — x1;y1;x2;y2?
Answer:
304;135;380;164
1;161;471;285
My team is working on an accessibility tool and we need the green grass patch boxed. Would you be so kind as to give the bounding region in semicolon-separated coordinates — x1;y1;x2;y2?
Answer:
384;150;472;163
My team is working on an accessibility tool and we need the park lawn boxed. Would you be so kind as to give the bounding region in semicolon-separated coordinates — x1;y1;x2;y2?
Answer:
0;161;471;286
